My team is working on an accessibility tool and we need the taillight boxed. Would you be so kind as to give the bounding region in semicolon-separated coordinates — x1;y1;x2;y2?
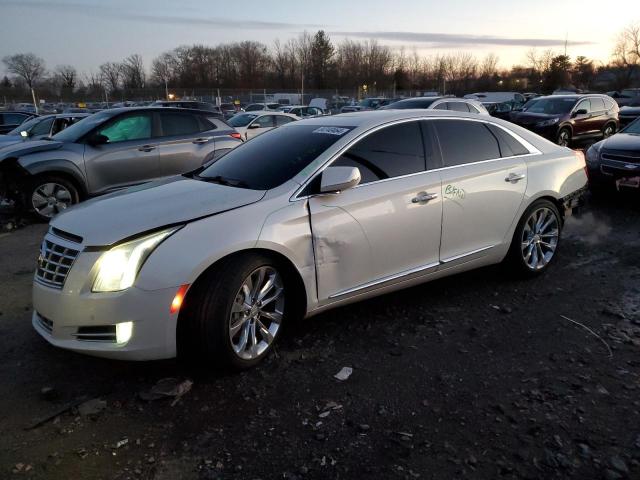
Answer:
230;132;242;140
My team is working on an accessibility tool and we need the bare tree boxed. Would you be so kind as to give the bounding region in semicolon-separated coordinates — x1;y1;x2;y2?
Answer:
612;23;640;87
121;54;146;90
99;62;123;93
54;65;77;98
3;53;46;112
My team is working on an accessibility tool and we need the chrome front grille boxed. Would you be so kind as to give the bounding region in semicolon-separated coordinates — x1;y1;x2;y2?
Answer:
601;151;640;164
35;239;80;289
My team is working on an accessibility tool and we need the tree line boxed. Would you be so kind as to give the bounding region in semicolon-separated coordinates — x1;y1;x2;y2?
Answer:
2;24;639;103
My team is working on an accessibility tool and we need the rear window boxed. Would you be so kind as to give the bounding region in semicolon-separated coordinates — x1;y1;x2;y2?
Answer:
197;124;354;190
486;124;530;157
434;119;500;166
447;102;470;112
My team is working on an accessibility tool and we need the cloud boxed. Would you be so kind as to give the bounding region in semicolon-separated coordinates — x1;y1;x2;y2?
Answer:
3;0;322;30
330;31;593;48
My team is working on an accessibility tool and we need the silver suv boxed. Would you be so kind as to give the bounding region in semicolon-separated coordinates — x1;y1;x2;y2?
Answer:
0;107;242;219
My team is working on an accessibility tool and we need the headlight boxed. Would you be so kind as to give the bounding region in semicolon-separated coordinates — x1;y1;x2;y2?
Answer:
92;227;179;292
586;142;603;166
536;118;560;127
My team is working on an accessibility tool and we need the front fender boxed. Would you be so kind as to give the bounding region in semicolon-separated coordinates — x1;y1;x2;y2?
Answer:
17;157;87;193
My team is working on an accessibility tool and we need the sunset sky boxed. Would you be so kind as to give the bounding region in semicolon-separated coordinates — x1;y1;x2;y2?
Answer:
1;0;636;74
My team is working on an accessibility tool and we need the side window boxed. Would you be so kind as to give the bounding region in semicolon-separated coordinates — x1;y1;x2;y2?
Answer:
254;115;275;128
575;100;590;113
434;120;500;167
30;117;54;136
468;104;480;114
159;112;201;136
276;115;294;126
3;113;28;125
448;102;471;113
51;118;69;135
333;121;426;184
590;98;605;112
433;102;448;110
604;98;615;111
486;124;530;157
96;114;152;143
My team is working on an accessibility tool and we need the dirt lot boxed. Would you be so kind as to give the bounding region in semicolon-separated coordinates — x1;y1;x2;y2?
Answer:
0;192;639;480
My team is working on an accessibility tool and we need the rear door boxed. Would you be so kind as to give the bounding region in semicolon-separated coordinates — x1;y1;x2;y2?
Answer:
587;97;607;135
309;120;442;301
84;111;159;193
156;111;216;176
432;119;528;265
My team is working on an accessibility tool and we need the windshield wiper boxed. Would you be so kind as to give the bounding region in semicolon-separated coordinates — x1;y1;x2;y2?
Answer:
196;174;248;188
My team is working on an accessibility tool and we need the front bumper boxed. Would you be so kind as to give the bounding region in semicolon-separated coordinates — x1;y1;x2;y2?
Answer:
588;158;640;187
32;245;182;361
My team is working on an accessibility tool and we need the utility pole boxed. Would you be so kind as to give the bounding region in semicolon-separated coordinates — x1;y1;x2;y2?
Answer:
301;71;305;106
164;79;169;100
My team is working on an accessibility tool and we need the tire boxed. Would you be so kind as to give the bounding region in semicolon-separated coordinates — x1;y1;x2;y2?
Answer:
178;253;289;370
602;122;616;139
556;127;571;147
504;199;562;277
27;175;80;221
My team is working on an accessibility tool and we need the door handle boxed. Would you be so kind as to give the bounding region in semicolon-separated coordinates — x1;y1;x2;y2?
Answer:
138;145;156;152
192;138;210;144
505;173;526;183
411;192;438;203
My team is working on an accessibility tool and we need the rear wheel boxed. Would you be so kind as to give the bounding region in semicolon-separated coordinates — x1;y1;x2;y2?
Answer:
602;122;616;139
505;199;562;277
178;254;288;370
27;175;80;221
556;128;571;147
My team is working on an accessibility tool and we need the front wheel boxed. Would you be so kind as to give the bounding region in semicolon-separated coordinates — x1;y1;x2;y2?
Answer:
505;199;562;277
556;128;571;147
27;175;80;221
178;254;287;370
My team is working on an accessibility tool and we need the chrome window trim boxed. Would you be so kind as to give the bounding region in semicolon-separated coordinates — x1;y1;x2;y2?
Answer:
291;116;541;201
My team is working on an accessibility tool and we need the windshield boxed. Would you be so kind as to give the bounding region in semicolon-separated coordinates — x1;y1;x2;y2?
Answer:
228;113;259;127
622;118;640;134
521;99;539;111
525;98;576;115
52;110;113;142
7;116;49;136
197;124;354;190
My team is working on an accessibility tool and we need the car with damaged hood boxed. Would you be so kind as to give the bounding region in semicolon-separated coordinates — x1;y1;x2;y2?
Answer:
32;110;588;369
0;107;242;220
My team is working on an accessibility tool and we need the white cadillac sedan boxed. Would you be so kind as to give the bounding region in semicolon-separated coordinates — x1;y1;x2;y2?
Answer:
32;110;587;369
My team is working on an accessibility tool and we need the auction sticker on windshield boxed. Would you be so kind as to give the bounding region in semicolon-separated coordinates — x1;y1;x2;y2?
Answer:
312;127;351;136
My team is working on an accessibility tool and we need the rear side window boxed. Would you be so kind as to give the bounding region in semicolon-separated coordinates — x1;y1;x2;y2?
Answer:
433;102;448;110
447;102;471;112
434;120;500;166
486;124;530;157
604;98;616;110
254;115;275;128
276;115;295;126
333;121;425;184
590;98;605;112
160;112;201;136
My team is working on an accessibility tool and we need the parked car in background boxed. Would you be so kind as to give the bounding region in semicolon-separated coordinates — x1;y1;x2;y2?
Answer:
340;97;387;113
618;99;640;127
30;110;587;367
484;101;518;120
278;105;324;118
309;98;331;115
219;103;239;119
379;96;489;115
151;100;222;116
13;103;38;114
586;118;640;192
607;89;640;107
0;111;37;134
227;111;298;141
0;107;242;219
0;113;89;148
509;94;619;147
464;92;526;106
244;103;281;112
63;107;91;114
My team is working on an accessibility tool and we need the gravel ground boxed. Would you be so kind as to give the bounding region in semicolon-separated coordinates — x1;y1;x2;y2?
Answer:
0;192;639;480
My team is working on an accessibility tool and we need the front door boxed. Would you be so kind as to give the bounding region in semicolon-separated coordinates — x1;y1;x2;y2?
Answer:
308;120;443;301
246;115;275;140
84;112;160;193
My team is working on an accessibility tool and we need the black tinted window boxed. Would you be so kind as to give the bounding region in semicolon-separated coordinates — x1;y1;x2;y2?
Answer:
160;112;200;136
590;98;605;112
447;102;470;112
333;122;425;184
486;124;530;157
198;125;354;190
434;120;500;166
3;113;28;124
30;117;54;136
276;115;294;126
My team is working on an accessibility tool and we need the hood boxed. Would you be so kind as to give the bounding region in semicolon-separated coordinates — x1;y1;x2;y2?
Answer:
0;135;23;148
51;176;267;246
619;106;640;114
0;139;63;161
601;133;640;152
510;111;562;125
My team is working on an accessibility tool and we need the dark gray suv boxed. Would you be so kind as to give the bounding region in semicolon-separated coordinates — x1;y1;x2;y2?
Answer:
0;107;242;219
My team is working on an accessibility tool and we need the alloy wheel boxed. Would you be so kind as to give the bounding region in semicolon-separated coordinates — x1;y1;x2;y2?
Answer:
603;124;614;138
557;130;570;147
31;182;72;218
521;207;559;270
228;266;284;360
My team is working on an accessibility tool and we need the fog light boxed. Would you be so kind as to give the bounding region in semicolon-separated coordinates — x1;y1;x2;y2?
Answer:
116;322;133;344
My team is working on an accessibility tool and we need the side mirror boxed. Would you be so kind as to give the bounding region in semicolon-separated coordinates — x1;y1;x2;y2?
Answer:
573;109;588;117
320;166;361;193
248;123;261;129
20;130;29;138
88;133;109;145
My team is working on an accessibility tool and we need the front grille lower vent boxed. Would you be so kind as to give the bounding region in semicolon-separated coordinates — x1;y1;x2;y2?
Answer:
73;326;117;342
36;314;53;334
